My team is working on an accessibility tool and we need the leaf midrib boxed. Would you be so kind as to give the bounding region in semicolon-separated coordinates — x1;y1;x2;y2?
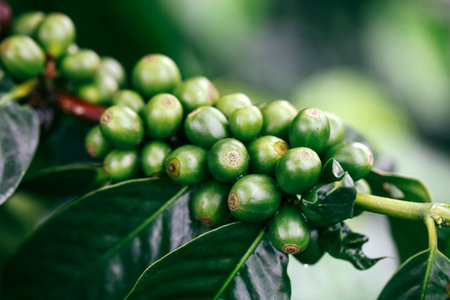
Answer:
73;185;189;281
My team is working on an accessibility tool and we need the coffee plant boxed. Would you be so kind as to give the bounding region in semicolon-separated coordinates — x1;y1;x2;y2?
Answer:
0;3;449;299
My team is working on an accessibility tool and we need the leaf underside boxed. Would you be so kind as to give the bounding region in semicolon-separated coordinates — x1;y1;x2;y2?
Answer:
126;222;290;300
0;102;39;205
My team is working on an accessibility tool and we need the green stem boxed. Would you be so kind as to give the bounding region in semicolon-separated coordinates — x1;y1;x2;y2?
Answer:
213;229;265;300
0;79;37;106
355;193;450;227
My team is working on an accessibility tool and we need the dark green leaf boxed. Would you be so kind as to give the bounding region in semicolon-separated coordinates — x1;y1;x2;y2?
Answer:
221;236;291;300
378;249;450;299
2;178;206;300
366;170;431;262
21;164;108;197
0;164;107;269
126;222;290;300
302;173;357;227
319;222;384;270
319;158;345;183
0;102;39;205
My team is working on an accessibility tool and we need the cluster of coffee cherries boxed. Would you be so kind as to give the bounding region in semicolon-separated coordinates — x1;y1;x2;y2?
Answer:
1;11;374;257
0;11;125;105
87;55;374;256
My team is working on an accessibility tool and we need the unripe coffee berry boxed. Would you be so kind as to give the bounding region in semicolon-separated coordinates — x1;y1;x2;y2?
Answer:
98;57;126;87
261;100;297;140
228;174;281;222
207;138;249;183
11;11;45;36
174;76;219;112
104;149;138;181
294;228;324;265
132;54;181;97
276;147;322;195
289;107;330;154
215;93;252;119
85;125;111;159
248;136;288;176
78;74;118;105
325;142;374;181
191;180;231;227
325;112;345;148
229;105;263;142
60;49;100;81
184;106;229;148
165;145;208;186
0;35;45;80
36;13;75;58
143;93;183;140
269;205;311;255
112;90;145;113
100;105;144;149
141;141;171;177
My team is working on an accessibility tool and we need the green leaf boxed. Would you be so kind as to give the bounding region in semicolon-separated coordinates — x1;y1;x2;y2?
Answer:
2;178;206;299
126;222;291;300
0;102;39;205
21;164;109;197
302;173;357;227
319;222;384;270
366;170;431;262
0;164;107;269
379;220;450;300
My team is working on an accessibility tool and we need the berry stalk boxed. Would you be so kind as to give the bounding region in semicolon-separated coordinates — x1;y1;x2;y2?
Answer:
355;193;450;227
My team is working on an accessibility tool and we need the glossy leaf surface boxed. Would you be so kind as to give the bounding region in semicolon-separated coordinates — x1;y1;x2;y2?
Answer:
2;178;205;299
0;102;39;204
126;222;290;300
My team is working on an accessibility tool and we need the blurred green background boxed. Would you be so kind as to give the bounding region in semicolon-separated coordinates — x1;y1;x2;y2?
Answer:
7;0;450;299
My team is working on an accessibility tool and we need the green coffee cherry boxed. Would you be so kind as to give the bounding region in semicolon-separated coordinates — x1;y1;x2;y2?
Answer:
77;74;118;105
0;35;45;80
65;43;79;55
319;158;345;183
112;90;145;113
132;54;181;97
294;228;324;265
325;112;345;148
228;174;281;222
143;93;183;139
207;138;249;183
85;125;111;159
248;136;288;176
229;106;263;142
174;76;219;112
104;149;138;181
100;105;144;149
36;13;75;58
276;147;322;195
192;180;231;227
215;93;252;119
11;11;45;36
98;57;126;87
184;106;229;148
165;145;208;185
289;108;330;154
261;100;297;140
325;142;374;181
60;49;100;81
269;205;311;255
141;141;171;177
